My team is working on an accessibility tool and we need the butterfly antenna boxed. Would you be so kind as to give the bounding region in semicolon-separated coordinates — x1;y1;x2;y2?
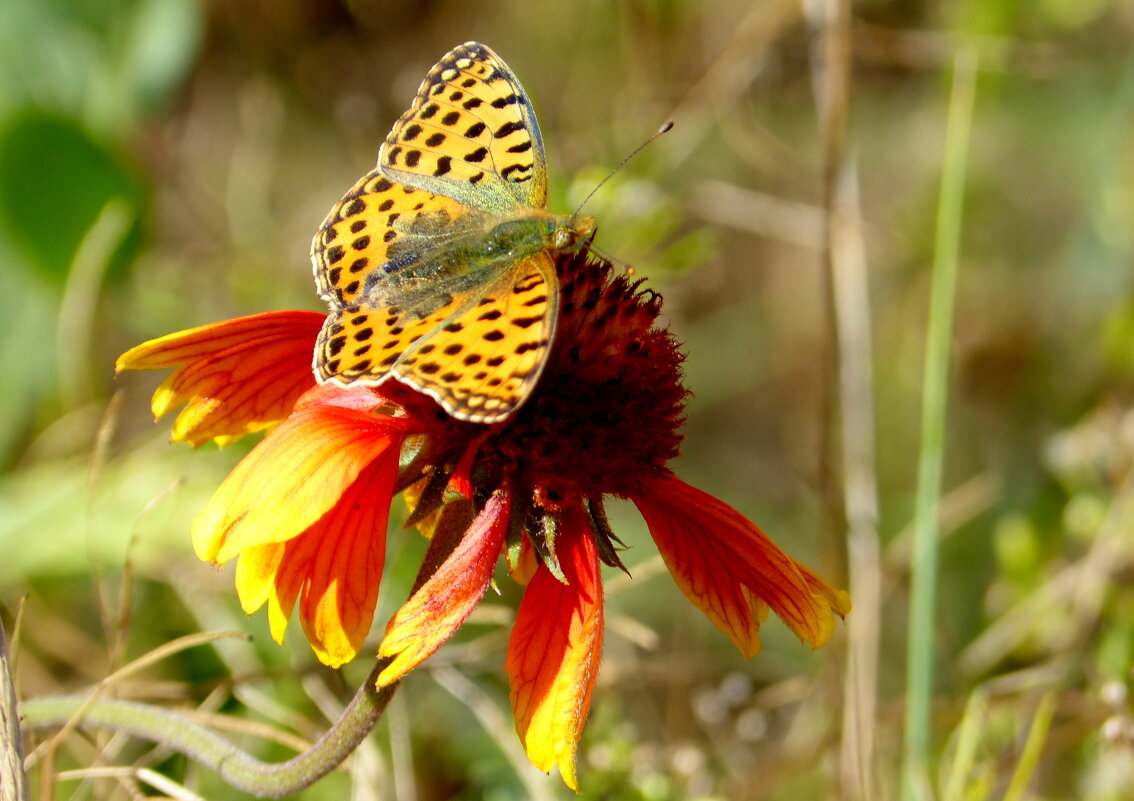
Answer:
572;121;673;217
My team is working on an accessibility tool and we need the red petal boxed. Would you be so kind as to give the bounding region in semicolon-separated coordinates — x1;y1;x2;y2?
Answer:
506;505;603;791
117;311;324;446
634;473;849;656
294;381;389;413
445;437;485;501
376;490;509;685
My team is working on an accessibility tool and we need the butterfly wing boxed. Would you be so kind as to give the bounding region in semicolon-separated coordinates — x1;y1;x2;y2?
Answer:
393;250;558;422
379;41;548;212
312;41;549;314
311;41;561;423
314;292;461;384
312;168;493;308
315;251;559;424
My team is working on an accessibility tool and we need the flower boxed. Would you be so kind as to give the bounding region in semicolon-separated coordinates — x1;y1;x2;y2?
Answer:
118;252;850;790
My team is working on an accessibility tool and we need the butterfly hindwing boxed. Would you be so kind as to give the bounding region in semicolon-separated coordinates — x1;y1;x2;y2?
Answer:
379;41;548;213
314;293;463;385
393;251;559;423
315;251;559;424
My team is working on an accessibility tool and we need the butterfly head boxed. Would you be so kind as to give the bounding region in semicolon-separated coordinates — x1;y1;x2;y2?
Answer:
552;214;596;253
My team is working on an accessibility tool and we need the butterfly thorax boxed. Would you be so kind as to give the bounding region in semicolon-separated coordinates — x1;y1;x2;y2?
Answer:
358;211;594;309
480;211;595;261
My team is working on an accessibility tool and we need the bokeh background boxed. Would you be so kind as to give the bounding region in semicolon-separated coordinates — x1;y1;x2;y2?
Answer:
3;0;1134;799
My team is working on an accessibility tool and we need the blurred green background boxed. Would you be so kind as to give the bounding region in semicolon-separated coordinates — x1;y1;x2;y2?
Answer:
3;0;1134;799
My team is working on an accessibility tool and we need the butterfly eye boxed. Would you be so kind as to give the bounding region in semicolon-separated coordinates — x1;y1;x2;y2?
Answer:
553;228;572;250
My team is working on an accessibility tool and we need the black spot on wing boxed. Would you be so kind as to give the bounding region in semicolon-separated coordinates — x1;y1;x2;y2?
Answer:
494;121;524;139
501;163;532;181
511;314;543;329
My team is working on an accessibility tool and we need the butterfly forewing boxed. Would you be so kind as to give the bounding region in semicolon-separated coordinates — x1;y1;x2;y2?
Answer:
379;42;547;212
312;169;489;307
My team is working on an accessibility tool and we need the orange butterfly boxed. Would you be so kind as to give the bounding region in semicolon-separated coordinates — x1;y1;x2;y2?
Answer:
311;42;594;424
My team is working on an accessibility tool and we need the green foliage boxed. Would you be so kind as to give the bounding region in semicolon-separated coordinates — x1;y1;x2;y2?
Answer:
0;111;143;284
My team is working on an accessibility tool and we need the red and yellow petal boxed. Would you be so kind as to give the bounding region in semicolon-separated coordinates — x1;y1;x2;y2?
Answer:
376;490;510;685
116;311;323;371
506;506;603;791
228;421;400;667
295;454;396;666
235;540;308;648
116;311;324;446
192;399;409;564
507;534;538;586
634;472;849;657
234;541;285;625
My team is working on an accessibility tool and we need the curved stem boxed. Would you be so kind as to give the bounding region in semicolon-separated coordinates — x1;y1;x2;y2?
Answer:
21;659;397;798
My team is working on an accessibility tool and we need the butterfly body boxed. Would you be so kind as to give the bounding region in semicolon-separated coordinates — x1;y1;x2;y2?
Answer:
351;208;592;308
311;42;595;424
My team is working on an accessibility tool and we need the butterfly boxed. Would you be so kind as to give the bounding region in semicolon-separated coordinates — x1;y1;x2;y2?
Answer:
311;41;595;424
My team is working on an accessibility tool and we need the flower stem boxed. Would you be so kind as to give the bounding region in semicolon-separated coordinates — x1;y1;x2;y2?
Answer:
21;659;397;798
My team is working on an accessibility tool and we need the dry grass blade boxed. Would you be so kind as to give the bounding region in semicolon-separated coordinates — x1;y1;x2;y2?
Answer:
178;709;312;753
431;666;558;801
25;631;249;768
1;621;28;801
100;631;251;687
804;0;881;797
51;767;206;801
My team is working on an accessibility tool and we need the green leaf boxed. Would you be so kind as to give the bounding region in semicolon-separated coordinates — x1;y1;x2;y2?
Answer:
0;110;144;283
